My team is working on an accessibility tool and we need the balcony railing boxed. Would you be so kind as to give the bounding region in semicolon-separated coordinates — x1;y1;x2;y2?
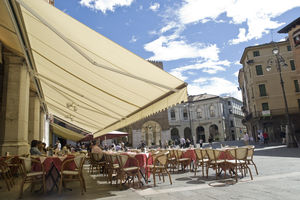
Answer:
245;107;300;119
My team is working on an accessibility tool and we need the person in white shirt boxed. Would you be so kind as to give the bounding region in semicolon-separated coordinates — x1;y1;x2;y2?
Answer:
243;132;249;145
56;140;61;151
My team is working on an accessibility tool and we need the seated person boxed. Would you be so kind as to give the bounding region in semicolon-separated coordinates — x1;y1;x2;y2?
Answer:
30;140;42;155
91;140;102;153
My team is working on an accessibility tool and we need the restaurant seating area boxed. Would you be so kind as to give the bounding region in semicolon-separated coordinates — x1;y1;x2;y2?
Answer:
0;145;259;198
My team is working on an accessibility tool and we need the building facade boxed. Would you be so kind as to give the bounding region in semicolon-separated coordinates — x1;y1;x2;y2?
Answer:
239;40;300;143
168;94;246;143
279;17;300;79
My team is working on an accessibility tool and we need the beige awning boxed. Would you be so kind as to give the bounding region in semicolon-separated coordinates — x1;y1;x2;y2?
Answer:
0;1;23;56
51;123;84;142
6;0;188;137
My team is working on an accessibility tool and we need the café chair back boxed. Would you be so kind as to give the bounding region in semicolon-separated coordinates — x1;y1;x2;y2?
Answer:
205;149;225;179
116;154;142;188
147;151;172;187
228;148;253;182
194;149;209;177
19;157;46;198
0;159;15;191
59;155;86;195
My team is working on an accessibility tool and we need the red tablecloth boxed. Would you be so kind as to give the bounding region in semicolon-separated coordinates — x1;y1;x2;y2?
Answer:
119;152;153;177
218;150;234;160
33;155;76;173
182;149;196;161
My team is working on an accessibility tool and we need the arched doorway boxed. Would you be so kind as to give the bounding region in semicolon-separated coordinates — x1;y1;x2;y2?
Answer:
171;128;180;141
184;127;192;141
209;124;219;140
141;121;162;146
196;126;205;143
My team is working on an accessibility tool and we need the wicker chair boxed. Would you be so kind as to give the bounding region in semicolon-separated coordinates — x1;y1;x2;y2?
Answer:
89;152;106;175
19;157;46;198
227;147;253;182
0;160;14;191
116;154;142;188
167;150;177;173
59;155;86;195
174;150;191;172
104;153;119;185
194;149;209;177
146;151;172;187
242;145;258;175
205;149;226;179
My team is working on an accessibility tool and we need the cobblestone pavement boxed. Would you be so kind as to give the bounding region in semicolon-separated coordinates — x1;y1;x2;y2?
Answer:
1;145;300;200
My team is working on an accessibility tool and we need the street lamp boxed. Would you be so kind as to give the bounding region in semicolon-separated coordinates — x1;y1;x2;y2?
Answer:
266;46;298;147
184;102;194;144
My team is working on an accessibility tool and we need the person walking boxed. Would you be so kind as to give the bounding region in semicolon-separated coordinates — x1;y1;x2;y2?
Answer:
263;132;269;144
244;132;249;145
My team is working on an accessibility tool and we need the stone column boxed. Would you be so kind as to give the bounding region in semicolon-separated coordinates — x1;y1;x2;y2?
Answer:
0;50;30;155
39;109;45;142
28;92;40;143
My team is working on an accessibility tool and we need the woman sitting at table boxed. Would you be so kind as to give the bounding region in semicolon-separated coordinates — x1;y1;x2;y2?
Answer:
30;140;42;155
91;140;103;153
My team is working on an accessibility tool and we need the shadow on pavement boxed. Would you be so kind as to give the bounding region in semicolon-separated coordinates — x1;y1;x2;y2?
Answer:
254;146;300;158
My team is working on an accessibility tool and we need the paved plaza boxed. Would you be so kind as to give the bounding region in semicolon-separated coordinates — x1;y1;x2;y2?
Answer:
1;145;300;200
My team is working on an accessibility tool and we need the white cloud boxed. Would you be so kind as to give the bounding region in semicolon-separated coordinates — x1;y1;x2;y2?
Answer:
79;0;134;13
144;36;220;61
129;35;137;43
169;70;188;81
234;61;241;65
172;59;230;74
149;3;160;12
188;77;242;100
178;0;300;44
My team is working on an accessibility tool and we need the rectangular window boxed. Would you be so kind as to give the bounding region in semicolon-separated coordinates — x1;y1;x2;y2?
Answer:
290;60;296;71
228;101;231;105
259;84;267;96
294;80;300;92
262;103;269;111
253;50;260;57
298;99;300;109
255;65;263;75
230;120;234;127
287;45;292;51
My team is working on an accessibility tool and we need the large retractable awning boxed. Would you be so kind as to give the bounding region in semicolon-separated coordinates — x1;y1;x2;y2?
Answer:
4;0;188;137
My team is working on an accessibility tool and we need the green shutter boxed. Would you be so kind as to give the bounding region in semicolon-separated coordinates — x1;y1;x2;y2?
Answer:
294;80;300;92
256;65;263;75
290;60;295;71
259;84;267;96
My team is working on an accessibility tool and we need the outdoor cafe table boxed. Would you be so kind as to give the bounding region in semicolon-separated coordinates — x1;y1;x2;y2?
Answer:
182;149;196;161
121;152;153;178
216;148;235;176
32;155;76;192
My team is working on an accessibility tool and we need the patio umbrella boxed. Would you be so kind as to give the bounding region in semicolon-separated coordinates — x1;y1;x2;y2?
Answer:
96;131;128;140
80;133;93;142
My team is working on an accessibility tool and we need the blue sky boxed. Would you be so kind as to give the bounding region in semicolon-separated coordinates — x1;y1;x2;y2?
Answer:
55;0;300;100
